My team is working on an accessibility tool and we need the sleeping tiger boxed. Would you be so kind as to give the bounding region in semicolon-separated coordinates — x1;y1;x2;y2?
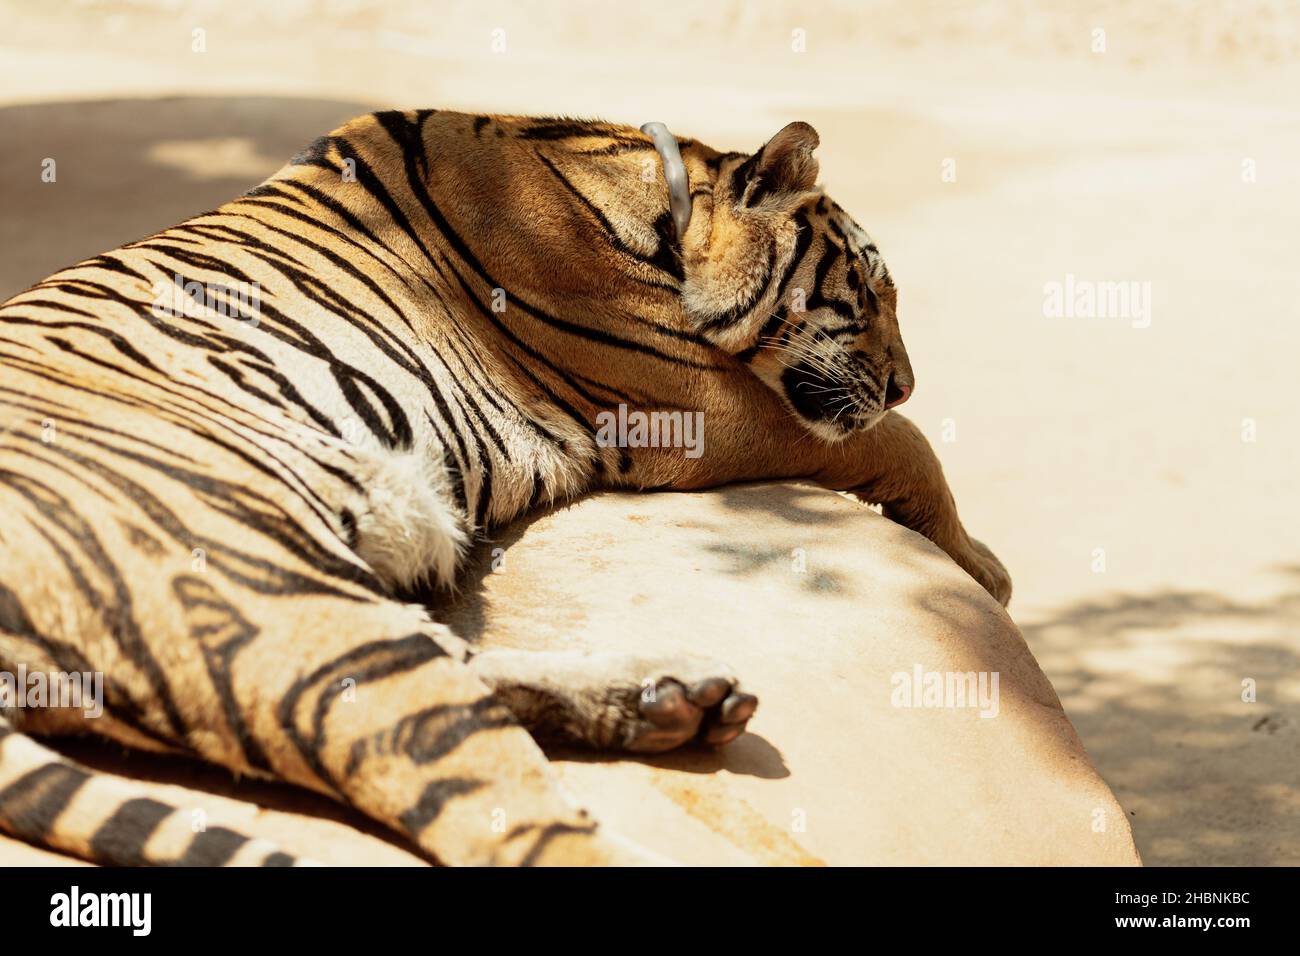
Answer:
0;110;1010;866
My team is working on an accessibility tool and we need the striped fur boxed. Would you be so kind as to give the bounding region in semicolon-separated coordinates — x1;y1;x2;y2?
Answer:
0;110;1010;866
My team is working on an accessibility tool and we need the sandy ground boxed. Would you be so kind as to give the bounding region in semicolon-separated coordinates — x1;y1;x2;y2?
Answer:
1;0;1297;864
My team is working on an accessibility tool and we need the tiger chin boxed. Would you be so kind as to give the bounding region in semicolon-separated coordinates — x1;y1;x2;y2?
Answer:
0;109;1010;867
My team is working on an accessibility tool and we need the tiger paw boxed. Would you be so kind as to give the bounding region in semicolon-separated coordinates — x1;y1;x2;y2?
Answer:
470;649;758;753
629;664;758;753
961;537;1013;607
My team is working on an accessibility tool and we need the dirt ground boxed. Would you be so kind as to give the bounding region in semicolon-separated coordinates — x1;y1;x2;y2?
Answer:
1;0;1297;865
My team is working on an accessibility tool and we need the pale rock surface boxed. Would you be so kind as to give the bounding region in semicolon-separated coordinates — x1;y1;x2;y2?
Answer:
440;483;1141;866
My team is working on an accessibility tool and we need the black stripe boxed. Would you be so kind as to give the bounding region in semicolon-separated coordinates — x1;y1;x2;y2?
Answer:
517;120;637;142
0;762;90;844
398;778;485;837
88;797;173;865
172;575;273;773
277;634;449;792
514;820;600;867
176;826;247;866
287;134;337;169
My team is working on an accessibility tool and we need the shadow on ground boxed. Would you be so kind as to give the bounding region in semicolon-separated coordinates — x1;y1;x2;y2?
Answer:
0;95;377;298
1021;570;1300;865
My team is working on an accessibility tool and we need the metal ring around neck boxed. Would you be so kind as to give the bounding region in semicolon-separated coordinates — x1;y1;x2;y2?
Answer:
640;122;692;240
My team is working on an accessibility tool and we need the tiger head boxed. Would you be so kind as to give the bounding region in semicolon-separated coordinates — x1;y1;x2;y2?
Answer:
352;112;911;444
679;122;913;441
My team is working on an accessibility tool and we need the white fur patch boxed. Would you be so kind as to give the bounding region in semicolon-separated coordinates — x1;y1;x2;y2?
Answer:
349;442;467;592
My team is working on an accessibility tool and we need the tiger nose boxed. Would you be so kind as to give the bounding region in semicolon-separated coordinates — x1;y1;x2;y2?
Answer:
884;371;912;409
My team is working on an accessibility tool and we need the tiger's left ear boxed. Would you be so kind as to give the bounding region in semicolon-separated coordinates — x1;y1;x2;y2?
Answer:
733;121;820;210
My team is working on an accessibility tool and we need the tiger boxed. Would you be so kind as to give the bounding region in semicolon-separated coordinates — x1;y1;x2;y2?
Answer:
0;109;1011;866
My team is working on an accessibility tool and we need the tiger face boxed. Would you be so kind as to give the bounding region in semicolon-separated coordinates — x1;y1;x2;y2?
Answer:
682;122;914;441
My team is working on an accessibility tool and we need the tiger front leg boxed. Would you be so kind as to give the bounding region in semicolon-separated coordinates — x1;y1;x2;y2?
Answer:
626;401;1011;606
812;411;1013;606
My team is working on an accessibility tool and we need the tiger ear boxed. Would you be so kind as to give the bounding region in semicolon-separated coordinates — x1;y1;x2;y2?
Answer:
733;121;820;210
678;122;821;345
